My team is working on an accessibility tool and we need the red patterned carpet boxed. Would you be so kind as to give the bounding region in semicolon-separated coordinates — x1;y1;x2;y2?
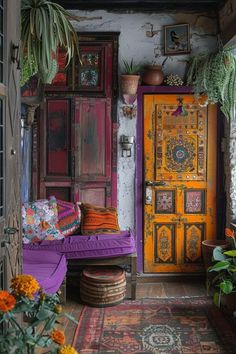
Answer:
73;298;236;354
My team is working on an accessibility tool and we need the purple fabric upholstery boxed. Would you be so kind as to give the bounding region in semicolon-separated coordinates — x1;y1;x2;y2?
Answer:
23;231;136;260
23;249;67;294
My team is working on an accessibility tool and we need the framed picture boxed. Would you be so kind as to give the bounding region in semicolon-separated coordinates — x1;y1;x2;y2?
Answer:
164;23;190;55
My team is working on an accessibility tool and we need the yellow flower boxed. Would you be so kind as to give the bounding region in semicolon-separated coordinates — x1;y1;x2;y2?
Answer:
57;345;78;354
54;304;63;314
0;290;16;312
50;329;65;345
11;274;40;299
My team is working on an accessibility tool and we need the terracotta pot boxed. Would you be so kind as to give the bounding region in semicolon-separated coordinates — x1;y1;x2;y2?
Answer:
201;239;230;269
221;292;236;316
120;74;140;95
142;65;164;86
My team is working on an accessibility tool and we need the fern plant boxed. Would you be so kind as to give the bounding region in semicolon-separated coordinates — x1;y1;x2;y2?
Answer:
187;45;236;120
21;0;80;84
122;59;140;75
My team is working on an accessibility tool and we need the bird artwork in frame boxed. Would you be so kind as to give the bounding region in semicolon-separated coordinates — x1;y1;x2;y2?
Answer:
164;23;190;55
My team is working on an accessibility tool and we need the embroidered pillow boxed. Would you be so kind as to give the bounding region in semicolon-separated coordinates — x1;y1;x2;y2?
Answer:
22;197;64;244
80;203;120;235
56;199;81;236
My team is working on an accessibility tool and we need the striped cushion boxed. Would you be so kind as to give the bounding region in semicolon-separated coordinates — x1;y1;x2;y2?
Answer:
56;199;81;236
81;204;120;235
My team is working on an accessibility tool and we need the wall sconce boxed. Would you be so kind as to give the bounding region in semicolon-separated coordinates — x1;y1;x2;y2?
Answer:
120;135;135;157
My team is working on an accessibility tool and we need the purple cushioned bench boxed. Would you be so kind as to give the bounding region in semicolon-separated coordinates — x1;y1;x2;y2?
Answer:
23;249;67;297
23;231;137;299
23;231;136;259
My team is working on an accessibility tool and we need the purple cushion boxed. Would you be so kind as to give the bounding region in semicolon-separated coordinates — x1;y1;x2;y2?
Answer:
23;231;136;260
23;249;67;294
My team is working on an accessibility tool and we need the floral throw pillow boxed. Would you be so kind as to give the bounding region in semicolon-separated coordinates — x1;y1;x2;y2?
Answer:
22;197;64;244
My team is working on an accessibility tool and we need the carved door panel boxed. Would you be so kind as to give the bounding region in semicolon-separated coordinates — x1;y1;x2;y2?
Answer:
0;0;21;290
144;94;217;273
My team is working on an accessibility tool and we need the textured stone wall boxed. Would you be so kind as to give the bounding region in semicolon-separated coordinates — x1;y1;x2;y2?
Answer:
226;48;236;225
71;10;218;229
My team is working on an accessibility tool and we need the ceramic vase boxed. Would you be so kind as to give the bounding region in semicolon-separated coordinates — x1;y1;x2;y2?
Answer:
142;65;164;85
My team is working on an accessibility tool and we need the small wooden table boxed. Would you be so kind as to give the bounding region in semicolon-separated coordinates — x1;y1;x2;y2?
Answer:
69;253;137;300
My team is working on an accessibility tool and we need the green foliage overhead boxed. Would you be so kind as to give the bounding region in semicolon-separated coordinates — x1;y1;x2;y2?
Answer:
21;0;80;84
187;45;236;120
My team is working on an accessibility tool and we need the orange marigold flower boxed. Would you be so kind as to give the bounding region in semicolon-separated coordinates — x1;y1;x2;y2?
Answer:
0;290;16;312
57;345;78;354
225;228;235;238
50;329;65;345
11;274;40;299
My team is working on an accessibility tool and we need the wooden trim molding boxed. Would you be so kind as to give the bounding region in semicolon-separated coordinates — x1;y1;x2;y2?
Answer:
54;0;227;11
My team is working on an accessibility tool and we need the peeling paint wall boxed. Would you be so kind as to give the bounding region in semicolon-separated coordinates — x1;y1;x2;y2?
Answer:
70;10;218;230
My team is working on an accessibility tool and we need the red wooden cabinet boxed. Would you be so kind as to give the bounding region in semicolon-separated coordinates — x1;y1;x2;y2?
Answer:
34;33;119;207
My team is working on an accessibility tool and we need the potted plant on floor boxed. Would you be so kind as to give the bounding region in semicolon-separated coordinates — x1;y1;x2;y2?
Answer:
120;59;140;95
208;228;236;314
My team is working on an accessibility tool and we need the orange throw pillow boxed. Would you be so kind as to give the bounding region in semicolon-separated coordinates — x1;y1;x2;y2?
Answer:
81;204;120;235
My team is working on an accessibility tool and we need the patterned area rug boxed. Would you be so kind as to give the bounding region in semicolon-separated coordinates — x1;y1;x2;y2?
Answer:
73;298;236;354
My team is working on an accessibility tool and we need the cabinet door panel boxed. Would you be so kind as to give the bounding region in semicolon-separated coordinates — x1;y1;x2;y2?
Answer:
46;99;71;176
75;97;111;180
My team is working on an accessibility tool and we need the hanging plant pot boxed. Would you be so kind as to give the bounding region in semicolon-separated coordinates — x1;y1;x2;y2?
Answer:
120;74;140;95
21;75;44;105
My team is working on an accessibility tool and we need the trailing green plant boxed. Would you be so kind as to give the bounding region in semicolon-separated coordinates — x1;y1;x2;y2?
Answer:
187;44;236;120
21;0;80;85
122;59;140;75
208;228;236;307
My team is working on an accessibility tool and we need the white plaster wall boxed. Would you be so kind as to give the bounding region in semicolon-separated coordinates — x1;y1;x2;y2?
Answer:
70;10;218;229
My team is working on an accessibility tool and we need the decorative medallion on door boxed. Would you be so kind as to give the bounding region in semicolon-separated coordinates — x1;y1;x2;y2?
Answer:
144;94;217;273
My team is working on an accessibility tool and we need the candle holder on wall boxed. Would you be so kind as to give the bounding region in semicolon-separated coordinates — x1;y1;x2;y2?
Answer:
120;135;135;157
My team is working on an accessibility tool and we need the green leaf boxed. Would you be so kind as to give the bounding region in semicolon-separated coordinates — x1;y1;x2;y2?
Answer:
36;307;53;320
44;313;57;331
209;260;230;271
224;250;236;257
220;279;234;294
62;312;78;325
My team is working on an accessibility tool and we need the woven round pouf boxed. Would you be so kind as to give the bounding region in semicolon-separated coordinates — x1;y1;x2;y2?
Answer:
80;266;126;307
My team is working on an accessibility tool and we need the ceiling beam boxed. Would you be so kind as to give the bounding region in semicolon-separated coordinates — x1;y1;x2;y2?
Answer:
54;0;226;11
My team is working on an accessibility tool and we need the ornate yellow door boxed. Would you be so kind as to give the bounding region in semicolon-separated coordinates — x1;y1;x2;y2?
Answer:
144;94;217;273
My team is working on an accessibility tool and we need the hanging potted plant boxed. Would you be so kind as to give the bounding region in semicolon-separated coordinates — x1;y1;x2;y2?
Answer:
21;0;80;85
120;59;140;95
186;44;236;120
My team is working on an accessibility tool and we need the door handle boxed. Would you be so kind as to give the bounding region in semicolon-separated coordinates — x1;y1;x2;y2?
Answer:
145;180;166;205
145;180;166;187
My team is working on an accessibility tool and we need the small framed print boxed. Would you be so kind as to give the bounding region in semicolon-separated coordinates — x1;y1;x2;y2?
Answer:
164;23;190;55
